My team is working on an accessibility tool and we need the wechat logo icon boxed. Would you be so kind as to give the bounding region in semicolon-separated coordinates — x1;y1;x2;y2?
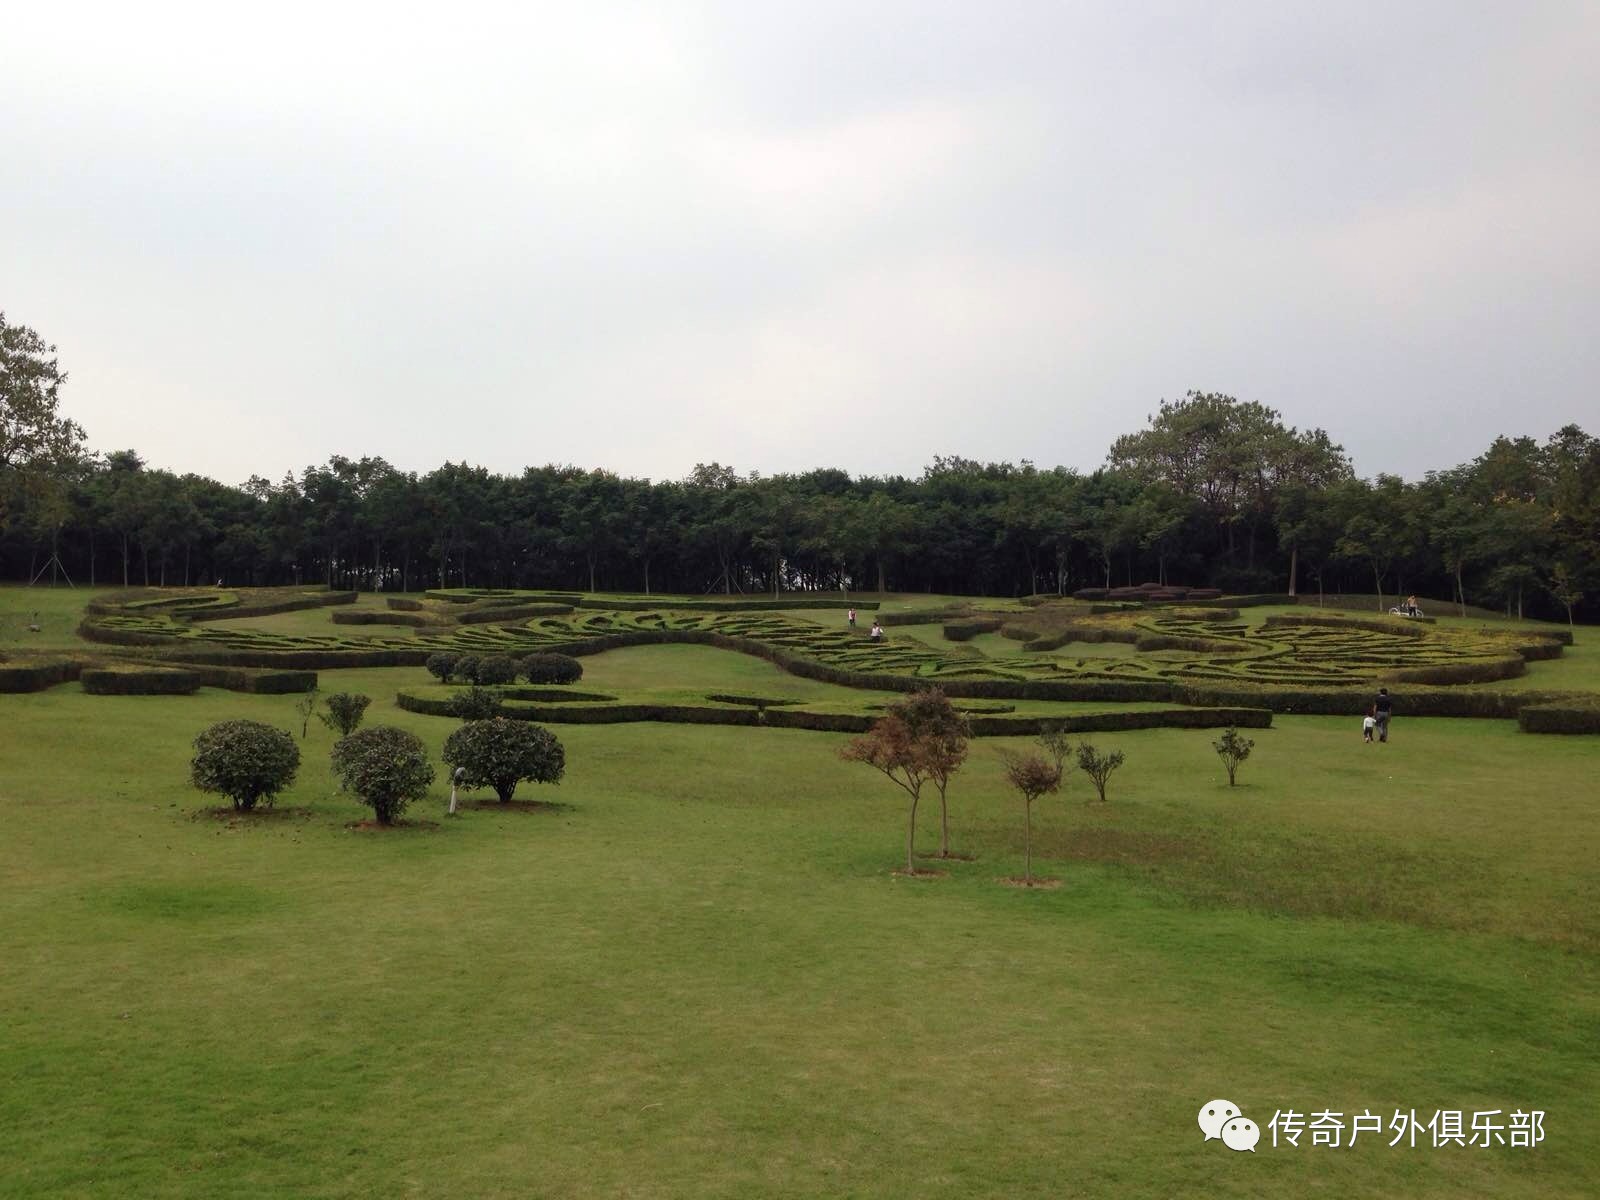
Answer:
1199;1099;1260;1152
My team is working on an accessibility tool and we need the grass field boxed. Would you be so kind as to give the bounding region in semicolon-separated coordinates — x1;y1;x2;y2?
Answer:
2;586;1598;1197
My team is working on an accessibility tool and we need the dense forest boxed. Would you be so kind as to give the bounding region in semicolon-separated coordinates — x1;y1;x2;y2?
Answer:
3;315;1596;620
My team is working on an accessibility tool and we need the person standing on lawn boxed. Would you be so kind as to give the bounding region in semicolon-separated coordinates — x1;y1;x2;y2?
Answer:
1374;687;1393;742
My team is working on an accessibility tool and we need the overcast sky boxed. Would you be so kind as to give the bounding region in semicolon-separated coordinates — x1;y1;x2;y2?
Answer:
4;1;1597;487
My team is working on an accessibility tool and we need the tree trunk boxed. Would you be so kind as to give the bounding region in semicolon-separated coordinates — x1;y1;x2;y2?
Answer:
877;555;886;596
906;792;919;874
121;535;130;586
1024;801;1033;885
643;558;651;595
1373;565;1383;612
1288;545;1298;597
588;553;597;594
1456;565;1466;618
938;784;950;858
142;545;149;586
88;531;96;587
184;543;191;587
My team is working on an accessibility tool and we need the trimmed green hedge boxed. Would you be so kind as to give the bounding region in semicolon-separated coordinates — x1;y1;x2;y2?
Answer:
0;659;81;692
187;591;357;622
332;610;446;627
456;603;576;624
80;666;202;695
396;690;1270;736
1518;703;1600;734
943;618;1003;642
574;596;878;613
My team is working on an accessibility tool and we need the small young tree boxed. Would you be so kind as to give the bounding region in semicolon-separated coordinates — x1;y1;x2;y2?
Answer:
1036;721;1073;774
317;692;372;738
896;688;970;859
190;720;301;812
476;655;518;686
331;726;434;825
841;713;936;874
1212;726;1254;786
295;682;320;738
1075;741;1125;802
425;652;460;683
442;717;565;803
1547;563;1583;629
453;655;483;686
449;687;502;720
521;653;583;684
1001;751;1062;886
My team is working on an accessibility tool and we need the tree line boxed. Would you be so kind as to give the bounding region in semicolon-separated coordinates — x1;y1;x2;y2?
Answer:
2;314;1595;619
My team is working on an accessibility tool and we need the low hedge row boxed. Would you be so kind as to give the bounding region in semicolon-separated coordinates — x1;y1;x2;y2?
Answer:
186;591;357;622
80;667;202;695
877;607;970;627
943;618;1003;642
574;596;878;613
704;693;803;708
1170;682;1591;718
1024;626;1141;652
1388;657;1525;685
386;596;426;611
0;656;315;695
332;610;446;627
1517;703;1600;734
455;602;576;624
1265;612;1428;639
0;659;81;692
398;691;1271;735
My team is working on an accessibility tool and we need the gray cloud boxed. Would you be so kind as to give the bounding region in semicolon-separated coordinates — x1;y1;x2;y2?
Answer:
3;0;1596;485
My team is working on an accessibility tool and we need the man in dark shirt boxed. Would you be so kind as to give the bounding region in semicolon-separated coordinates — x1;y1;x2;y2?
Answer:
1374;687;1393;743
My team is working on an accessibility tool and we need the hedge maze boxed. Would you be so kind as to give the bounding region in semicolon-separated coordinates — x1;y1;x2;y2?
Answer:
17;585;1578;729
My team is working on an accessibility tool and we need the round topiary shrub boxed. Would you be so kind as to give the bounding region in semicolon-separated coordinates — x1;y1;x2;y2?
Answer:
453;655;483;685
476;654;518;686
425;652;460;683
520;653;583;685
330;726;435;825
443;717;565;803
190;719;301;812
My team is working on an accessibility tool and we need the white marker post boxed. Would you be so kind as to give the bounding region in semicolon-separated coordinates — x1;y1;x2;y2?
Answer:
448;767;466;816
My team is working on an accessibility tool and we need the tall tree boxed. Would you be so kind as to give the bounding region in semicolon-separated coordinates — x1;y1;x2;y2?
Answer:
1;313;87;545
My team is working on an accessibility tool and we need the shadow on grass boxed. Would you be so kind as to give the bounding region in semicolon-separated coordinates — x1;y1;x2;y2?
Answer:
460;798;573;814
190;805;316;825
1025;823;1597;950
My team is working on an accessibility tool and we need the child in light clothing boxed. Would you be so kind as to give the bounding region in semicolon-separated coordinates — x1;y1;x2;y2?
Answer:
1362;707;1377;743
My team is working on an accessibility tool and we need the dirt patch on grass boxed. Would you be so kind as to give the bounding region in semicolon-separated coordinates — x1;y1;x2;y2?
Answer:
891;867;949;880
918;850;979;862
997;876;1063;889
345;819;442;833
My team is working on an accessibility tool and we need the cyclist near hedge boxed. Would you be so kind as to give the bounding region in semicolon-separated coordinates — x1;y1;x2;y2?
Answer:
1374;687;1393;742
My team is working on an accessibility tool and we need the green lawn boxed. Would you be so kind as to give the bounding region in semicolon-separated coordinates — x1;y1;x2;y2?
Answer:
2;586;1598;1196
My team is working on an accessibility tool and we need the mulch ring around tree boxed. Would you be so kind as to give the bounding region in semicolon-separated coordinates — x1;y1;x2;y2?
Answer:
891;867;949;880
997;876;1063;889
190;806;315;826
344;819;442;833
460;798;571;814
917;851;978;862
